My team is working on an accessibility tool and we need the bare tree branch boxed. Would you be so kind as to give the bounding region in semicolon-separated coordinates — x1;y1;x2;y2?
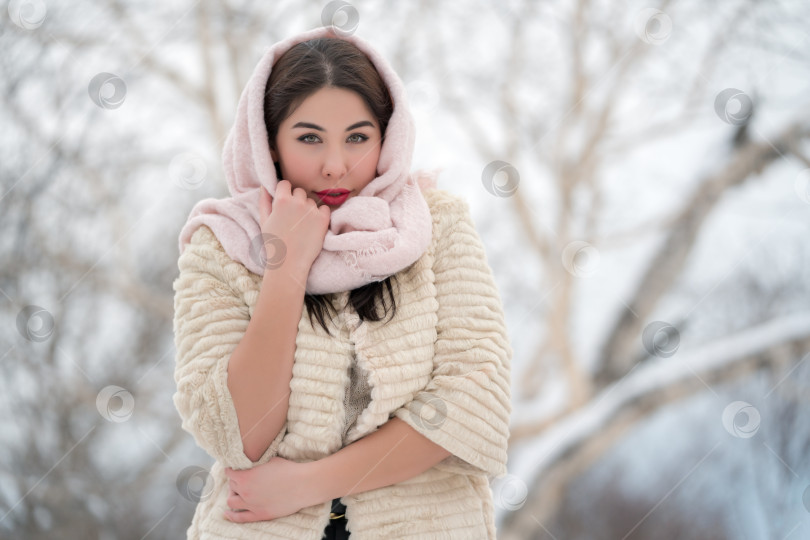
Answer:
595;121;810;389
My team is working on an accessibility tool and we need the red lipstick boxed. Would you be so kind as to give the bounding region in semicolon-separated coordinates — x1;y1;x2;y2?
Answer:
315;189;351;205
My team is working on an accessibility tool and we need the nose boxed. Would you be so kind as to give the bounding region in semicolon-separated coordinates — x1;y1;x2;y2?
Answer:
322;142;348;179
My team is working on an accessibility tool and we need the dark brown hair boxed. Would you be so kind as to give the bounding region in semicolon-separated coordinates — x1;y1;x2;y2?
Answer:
263;37;397;336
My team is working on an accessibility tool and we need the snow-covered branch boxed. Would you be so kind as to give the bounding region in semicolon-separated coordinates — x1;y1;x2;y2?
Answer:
499;311;810;532
595;122;810;388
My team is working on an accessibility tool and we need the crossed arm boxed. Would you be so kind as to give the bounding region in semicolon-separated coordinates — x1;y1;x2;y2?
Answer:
305;416;452;501
223;416;452;522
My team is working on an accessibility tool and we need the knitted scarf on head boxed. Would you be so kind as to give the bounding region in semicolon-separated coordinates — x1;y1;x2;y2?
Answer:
177;26;437;295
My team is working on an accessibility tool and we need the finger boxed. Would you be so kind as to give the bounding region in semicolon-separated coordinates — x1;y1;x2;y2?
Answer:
227;491;245;509
291;185;307;199
259;187;271;222
224;509;260;523
226;475;241;492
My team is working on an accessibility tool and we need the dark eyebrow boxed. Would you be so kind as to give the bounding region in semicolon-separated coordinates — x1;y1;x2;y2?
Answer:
291;121;375;132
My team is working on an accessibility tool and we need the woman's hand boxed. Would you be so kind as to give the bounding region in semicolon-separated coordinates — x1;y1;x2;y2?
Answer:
223;456;319;523
259;179;331;273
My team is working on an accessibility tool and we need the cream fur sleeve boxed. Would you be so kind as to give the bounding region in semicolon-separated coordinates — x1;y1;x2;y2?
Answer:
392;197;513;479
172;227;286;469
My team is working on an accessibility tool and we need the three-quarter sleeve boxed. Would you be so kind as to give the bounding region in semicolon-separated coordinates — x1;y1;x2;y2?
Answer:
392;198;513;479
172;226;286;469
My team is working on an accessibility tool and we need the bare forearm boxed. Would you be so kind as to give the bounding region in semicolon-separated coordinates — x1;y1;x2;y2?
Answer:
227;266;308;462
306;417;452;503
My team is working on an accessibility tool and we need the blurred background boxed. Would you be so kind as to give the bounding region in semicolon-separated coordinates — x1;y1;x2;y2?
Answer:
2;0;809;538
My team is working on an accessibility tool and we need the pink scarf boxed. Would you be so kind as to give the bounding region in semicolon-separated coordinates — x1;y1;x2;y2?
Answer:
177;26;437;295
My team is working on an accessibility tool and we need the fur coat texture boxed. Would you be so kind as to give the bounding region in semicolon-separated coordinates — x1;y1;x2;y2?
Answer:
172;187;513;539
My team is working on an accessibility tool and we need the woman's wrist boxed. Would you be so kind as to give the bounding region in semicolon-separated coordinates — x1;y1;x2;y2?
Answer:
258;262;312;304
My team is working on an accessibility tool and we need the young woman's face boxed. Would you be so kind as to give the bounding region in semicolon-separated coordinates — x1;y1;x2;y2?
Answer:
270;86;383;208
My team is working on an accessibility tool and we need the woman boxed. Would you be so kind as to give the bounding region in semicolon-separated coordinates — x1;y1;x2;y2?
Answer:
173;25;512;539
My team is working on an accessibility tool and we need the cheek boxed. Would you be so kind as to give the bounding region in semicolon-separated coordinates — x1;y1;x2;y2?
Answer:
355;147;382;176
280;147;318;176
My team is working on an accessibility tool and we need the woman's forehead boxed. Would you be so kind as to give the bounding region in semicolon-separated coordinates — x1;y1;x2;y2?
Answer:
282;87;377;130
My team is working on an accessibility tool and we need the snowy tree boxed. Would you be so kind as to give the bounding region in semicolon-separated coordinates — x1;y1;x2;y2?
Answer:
2;0;808;538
